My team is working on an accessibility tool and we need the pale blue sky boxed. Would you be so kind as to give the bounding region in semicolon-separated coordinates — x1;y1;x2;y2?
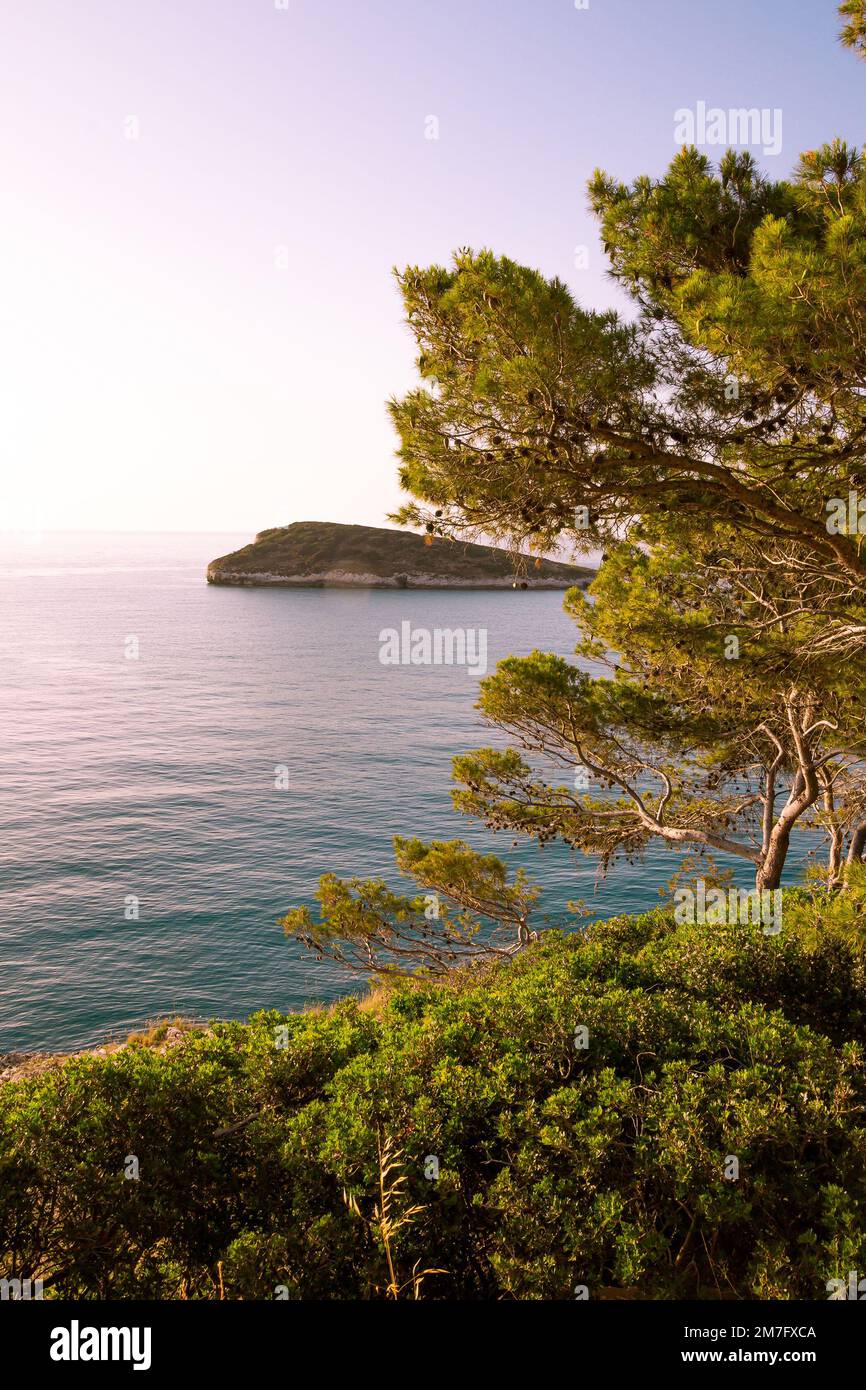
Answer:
0;0;861;533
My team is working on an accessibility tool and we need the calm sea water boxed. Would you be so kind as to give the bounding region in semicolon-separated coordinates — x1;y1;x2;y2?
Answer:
1;531;766;1052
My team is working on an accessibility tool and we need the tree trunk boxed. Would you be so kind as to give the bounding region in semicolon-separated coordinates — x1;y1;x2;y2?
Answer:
754;705;821;891
756;836;789;891
846;821;866;872
819;768;844;888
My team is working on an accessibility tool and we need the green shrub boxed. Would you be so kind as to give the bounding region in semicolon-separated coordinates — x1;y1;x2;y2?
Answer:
2;900;865;1299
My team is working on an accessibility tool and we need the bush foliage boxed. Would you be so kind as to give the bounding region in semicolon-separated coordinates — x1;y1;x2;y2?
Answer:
2;901;866;1300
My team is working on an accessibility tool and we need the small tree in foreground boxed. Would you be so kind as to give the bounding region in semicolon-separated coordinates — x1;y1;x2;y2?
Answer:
281;836;540;976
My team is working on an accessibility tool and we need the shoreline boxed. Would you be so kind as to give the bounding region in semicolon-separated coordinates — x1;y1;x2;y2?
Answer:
0;1020;204;1086
206;567;590;590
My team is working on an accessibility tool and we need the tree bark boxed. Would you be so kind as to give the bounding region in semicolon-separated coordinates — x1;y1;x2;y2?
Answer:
847;821;866;868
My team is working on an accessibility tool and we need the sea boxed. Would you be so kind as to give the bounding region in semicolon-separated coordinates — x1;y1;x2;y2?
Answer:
0;530;786;1051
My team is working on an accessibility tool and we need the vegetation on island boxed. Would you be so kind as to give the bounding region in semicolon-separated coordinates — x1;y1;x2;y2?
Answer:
207;520;592;588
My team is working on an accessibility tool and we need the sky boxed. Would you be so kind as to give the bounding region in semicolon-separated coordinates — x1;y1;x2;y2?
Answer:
0;0;863;536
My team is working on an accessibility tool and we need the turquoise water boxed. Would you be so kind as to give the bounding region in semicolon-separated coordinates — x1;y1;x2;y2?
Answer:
1;531;774;1052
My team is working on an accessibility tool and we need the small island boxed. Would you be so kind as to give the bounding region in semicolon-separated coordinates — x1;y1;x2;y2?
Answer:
207;521;594;589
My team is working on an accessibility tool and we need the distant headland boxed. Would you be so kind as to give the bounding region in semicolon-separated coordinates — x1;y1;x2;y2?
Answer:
206;521;594;590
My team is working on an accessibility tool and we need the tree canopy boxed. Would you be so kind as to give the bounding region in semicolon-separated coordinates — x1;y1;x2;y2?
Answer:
840;0;866;59
390;133;866;651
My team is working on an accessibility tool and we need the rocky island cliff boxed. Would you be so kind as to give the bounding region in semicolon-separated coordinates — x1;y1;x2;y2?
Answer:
207;521;594;590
